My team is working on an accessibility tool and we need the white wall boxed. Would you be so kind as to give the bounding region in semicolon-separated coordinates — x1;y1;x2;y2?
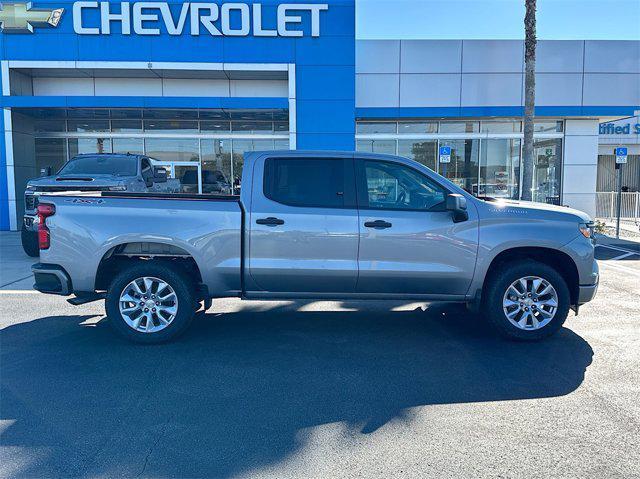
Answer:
562;119;600;217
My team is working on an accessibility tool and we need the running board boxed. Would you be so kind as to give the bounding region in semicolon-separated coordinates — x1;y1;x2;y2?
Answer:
67;292;106;305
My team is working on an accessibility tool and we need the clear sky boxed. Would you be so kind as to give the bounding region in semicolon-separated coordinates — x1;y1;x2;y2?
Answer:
356;0;640;40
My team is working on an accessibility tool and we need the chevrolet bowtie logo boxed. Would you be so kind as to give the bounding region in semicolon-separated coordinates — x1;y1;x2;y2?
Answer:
0;2;64;33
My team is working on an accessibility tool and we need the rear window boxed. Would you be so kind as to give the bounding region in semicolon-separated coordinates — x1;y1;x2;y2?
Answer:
58;156;138;176
264;158;352;208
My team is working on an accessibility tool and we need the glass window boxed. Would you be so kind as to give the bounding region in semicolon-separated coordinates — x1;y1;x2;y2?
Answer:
532;138;563;204
231;139;252;192
439;139;480;193
274;139;290;150
201;139;233;195
143;120;199;133
231;121;273;132
479;139;521;199
59;155;138;176
264;158;349;208
143;109;198;120
200;120;231;132
398;122;438;134
439;121;479;134
175;165;199;193
356;139;396;155
68;138;112;158
362;160;446;211
67;119;110;133
34;119;66;133
112;138;144;155
534;121;563;133
398;140;437;170
145;138;199;162
112;120;142;132
481;121;521;133
35;138;66;175
356;122;397;134
67;109;110;119
110;109;143;119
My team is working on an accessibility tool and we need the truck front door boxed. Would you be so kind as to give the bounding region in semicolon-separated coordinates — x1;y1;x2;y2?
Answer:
248;156;359;294
355;158;478;296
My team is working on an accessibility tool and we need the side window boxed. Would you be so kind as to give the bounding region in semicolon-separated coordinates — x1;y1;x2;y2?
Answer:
264;158;354;208
362;160;447;211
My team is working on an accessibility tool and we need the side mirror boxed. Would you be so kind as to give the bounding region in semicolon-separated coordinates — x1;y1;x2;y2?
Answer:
40;166;52;177
153;167;168;183
446;193;468;223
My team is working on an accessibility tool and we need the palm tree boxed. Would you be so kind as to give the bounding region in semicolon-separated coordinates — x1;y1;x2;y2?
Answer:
521;0;536;201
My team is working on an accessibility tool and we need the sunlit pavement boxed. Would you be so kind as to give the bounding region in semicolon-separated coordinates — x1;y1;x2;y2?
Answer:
1;233;639;478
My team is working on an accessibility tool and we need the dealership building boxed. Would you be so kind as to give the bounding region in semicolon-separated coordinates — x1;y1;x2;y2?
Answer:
1;0;639;230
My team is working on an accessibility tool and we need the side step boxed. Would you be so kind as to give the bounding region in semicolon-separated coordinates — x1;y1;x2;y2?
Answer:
67;292;106;305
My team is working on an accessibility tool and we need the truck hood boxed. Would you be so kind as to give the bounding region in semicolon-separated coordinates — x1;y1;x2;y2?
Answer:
480;198;593;223
27;174;130;190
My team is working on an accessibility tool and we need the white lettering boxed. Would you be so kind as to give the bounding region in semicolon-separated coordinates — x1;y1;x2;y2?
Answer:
100;1;130;35
277;4;302;37
71;2;329;37
190;3;221;36
221;3;250;36
73;1;99;34
159;3;189;35
133;2;160;35
253;4;276;37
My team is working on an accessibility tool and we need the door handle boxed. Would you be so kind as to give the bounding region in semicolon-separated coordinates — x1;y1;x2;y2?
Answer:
364;220;392;229
256;217;285;226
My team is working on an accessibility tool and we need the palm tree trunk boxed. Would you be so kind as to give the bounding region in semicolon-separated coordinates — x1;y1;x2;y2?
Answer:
521;0;537;201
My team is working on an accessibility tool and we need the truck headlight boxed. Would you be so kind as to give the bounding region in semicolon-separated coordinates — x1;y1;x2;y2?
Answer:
108;185;127;191
579;223;594;239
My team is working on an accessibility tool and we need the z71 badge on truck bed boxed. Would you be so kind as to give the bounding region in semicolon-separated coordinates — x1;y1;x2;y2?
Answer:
31;151;599;343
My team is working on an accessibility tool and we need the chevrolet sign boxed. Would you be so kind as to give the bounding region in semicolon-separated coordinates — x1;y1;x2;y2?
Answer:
0;2;329;37
0;2;64;33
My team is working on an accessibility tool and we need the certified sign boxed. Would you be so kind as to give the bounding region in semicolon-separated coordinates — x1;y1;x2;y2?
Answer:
439;146;451;164
615;147;628;164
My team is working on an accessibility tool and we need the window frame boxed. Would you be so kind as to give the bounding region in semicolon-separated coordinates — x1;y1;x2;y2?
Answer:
355;158;451;213
263;157;357;209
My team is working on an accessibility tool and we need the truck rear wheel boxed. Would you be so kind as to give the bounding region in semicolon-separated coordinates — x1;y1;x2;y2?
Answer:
105;262;196;343
483;260;570;341
21;224;39;257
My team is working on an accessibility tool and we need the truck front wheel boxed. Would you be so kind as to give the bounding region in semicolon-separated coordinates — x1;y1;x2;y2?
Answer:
483;260;570;341
105;262;196;343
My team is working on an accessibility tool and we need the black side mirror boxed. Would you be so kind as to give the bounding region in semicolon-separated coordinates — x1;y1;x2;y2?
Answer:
40;166;52;177
446;193;468;223
153;167;168;183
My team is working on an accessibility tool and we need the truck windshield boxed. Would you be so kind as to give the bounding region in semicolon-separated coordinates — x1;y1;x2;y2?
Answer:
58;156;138;176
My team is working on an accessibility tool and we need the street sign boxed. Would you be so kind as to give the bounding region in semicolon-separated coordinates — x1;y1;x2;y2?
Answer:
439;146;451;163
615;147;628;164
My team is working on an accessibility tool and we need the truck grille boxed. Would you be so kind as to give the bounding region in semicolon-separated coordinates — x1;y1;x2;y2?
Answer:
25;194;37;211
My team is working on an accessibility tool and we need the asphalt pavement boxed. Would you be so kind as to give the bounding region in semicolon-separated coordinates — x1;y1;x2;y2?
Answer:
1;232;639;478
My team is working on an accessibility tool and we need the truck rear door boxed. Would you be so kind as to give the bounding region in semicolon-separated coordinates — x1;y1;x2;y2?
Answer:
247;155;359;294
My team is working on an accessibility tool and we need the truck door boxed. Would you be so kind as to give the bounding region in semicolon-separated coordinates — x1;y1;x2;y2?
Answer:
248;156;359;294
355;158;478;296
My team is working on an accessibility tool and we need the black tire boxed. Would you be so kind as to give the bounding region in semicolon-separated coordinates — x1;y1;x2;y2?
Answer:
483;260;570;341
21;224;39;257
105;262;196;344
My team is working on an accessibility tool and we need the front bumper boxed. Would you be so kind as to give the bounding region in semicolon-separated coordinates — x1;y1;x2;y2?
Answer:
577;260;599;305
32;263;72;296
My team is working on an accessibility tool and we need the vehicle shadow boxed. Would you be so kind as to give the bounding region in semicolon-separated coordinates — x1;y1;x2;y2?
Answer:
1;302;593;478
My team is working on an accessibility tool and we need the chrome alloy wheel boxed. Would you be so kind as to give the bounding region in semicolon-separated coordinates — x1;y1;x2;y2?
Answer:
502;276;559;330
118;276;178;333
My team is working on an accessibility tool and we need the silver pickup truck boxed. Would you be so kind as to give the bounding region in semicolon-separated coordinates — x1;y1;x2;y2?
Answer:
31;151;599;343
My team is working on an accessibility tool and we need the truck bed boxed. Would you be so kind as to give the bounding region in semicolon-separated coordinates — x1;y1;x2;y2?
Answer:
37;192;243;295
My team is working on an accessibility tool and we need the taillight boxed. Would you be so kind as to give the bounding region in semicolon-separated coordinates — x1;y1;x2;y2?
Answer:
37;204;55;250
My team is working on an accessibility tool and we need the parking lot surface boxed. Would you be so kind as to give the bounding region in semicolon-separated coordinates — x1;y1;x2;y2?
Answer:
1;232;639;478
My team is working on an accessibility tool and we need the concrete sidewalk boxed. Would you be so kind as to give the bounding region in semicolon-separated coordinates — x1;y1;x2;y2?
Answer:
0;232;36;290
